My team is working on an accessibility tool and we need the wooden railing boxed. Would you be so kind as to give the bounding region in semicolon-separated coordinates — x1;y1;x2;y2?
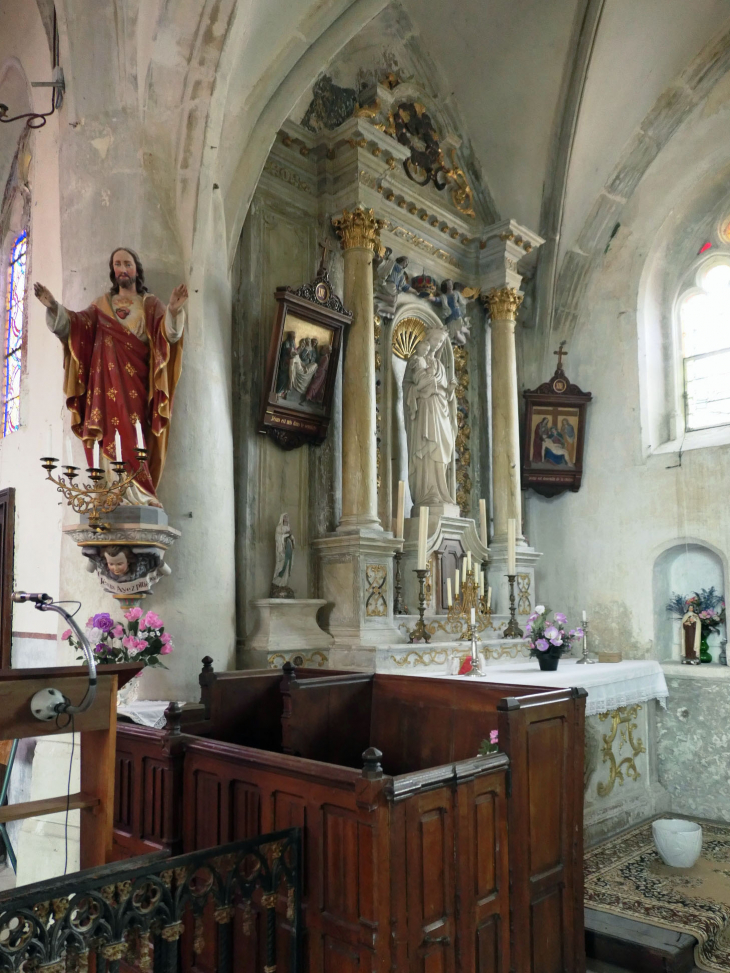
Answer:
0;828;302;973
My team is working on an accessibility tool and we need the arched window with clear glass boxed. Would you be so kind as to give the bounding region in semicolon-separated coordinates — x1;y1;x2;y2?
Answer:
3;231;27;436
680;254;730;431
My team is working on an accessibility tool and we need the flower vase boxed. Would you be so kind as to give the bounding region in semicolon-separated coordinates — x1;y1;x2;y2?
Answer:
117;672;142;707
538;654;559;672
700;633;712;664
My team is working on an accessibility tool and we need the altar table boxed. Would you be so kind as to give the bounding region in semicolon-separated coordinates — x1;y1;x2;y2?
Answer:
419;658;669;716
415;658;670;843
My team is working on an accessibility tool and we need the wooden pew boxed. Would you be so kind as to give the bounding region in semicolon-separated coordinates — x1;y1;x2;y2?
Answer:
114;661;586;972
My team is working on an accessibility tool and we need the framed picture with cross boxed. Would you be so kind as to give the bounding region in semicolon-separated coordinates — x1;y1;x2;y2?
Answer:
521;341;592;497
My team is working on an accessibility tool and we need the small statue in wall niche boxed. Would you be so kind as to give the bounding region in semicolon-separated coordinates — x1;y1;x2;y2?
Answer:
270;513;296;598
430;279;471;346
373;250;413;320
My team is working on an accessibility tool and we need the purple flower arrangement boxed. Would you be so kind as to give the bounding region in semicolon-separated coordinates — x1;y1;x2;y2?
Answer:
62;607;174;669
525;605;583;660
667;588;725;636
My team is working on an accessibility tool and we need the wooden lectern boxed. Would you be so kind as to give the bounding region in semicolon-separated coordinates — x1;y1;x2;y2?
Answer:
0;663;140;868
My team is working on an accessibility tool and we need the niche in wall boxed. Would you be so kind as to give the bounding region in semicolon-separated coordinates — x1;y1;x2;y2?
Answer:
652;543;726;661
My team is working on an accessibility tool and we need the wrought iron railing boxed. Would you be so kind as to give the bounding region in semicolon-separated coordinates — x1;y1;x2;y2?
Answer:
0;828;301;973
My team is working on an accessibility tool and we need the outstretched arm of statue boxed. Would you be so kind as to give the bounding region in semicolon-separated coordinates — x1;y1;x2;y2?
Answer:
35;281;70;339
165;283;188;344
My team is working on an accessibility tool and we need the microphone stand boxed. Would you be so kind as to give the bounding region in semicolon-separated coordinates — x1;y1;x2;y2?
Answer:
12;593;97;719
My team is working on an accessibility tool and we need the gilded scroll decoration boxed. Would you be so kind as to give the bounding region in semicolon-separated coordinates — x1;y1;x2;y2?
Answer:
268;650;327;669
597;705;646;797
453;345;472;516
365;564;388;616
390;648;448;668
517;574;531;615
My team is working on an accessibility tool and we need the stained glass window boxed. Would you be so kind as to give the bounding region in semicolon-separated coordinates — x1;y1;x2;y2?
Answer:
3;232;26;436
681;256;730;430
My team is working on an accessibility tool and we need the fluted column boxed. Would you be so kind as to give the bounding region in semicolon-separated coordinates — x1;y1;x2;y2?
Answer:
485;287;523;543
332;207;383;532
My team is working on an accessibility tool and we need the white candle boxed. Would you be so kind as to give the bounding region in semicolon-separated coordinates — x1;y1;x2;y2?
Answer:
470;607;476;626
479;571;484;597
92;440;100;470
487;586;492;611
64;438;73;467
467;550;472;572
462;557;467;582
135;420;145;449
582;610;587;623
479;498;488;547
45;426;53;459
507;518;516;575
446;578;453;607
454;570;460;597
395;480;405;538
417;506;429;570
114;430;123;462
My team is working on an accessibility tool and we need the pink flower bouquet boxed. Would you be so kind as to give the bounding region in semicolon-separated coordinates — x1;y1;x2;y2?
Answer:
525;605;583;660
63;608;174;669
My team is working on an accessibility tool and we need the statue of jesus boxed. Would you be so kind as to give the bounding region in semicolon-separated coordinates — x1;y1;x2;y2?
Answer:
34;247;188;505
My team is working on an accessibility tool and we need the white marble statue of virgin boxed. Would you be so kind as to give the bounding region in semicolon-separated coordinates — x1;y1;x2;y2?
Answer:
270;513;295;597
403;327;458;508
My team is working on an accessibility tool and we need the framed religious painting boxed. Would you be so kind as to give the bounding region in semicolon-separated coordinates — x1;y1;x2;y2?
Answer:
521;346;592;497
259;263;351;450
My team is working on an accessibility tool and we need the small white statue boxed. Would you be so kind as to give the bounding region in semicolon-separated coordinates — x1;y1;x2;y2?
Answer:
270;513;296;598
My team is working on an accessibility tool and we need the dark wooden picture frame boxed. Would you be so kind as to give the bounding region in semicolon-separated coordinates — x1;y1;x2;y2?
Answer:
259;268;351;450
522;360;591;498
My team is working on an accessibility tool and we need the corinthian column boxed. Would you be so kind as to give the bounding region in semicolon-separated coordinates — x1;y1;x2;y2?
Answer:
331;207;383;532
485;287;524;544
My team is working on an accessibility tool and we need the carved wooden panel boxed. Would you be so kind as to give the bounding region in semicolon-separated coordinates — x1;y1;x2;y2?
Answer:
405;787;456;972
0;488;15;668
113;751;133;831
229;780;262;840
322;806;359;925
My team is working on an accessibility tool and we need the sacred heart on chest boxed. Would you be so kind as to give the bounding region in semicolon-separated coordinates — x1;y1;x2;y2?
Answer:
115;308;130;320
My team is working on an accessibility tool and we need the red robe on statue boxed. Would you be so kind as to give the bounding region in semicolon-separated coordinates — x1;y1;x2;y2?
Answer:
62;293;184;501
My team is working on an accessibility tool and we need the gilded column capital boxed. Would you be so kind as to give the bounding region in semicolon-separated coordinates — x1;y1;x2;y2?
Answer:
484;286;523;321
332;207;384;252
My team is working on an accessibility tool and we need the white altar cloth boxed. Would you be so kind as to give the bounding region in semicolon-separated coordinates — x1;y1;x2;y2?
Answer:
420;659;669;717
118;699;172;729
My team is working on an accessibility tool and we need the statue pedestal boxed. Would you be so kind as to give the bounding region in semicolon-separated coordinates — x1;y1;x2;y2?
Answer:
246;598;333;669
63;506;180;607
313;531;401;668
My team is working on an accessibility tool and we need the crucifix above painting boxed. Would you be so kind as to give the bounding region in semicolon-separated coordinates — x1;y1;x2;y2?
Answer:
521;343;592;498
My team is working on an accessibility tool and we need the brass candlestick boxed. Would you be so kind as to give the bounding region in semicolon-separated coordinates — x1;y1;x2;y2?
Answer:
408;568;431;644
461;619;482;677
575;618;595;664
503;574;523;638
41;446;149;533
393;550;408;615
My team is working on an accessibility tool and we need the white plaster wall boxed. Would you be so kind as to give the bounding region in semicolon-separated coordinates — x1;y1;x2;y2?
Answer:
0;1;64;642
525;75;730;661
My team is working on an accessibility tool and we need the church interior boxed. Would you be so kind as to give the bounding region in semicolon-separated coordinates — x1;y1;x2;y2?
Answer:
1;1;730;971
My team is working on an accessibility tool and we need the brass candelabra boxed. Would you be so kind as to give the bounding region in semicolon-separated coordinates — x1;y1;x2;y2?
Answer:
393;550;408;615
41;447;149;532
445;565;493;639
408;569;431;643
503;574;523;638
461;618;483;677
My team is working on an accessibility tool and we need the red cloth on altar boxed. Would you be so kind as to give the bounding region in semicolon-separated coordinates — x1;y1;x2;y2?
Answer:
62;293;183;500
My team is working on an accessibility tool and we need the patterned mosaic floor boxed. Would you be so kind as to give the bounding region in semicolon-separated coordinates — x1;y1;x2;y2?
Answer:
585;818;730;973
